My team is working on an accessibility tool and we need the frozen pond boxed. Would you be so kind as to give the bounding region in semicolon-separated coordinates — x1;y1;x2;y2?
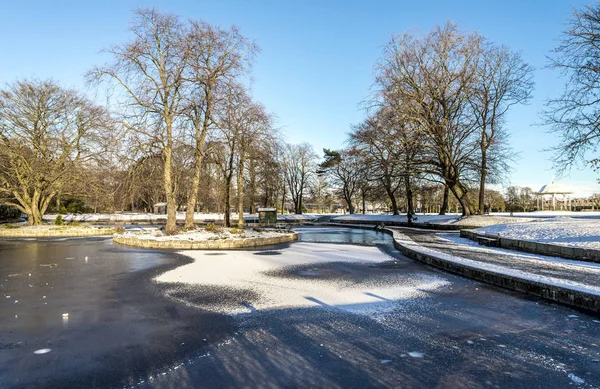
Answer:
294;226;393;245
0;228;598;388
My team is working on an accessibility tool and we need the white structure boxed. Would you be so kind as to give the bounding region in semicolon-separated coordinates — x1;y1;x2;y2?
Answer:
536;181;573;211
153;202;167;215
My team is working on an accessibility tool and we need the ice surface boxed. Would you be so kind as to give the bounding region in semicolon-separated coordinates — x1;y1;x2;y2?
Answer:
155;240;450;315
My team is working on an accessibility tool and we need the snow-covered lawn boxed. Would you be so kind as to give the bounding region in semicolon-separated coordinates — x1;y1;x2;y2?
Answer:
0;224;115;236
41;210;600;225
0;225;111;231
331;213;458;224
475;219;600;249
331;214;539;227
41;212;323;223
491;211;600;219
154;240;450;315
117;227;287;242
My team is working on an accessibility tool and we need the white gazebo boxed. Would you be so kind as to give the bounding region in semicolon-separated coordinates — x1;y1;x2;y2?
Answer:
535;181;573;211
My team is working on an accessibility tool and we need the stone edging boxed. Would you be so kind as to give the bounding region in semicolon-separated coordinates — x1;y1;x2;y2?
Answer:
113;232;298;249
0;227;115;237
321;222;599;313
460;230;600;264
389;229;599;314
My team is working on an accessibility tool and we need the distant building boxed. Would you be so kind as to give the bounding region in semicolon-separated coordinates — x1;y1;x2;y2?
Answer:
535;181;573;211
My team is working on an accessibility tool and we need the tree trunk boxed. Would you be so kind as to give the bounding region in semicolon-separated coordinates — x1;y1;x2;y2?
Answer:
281;184;286;213
448;181;473;216
405;175;414;216
440;185;449;215
224;175;232;228
384;185;399;215
478;151;487;215
237;155;246;228
344;185;355;214
186;87;214;229
361;188;366;214
27;209;43;226
296;189;303;214
249;158;256;214
345;195;354;214
164;122;177;235
184;152;203;230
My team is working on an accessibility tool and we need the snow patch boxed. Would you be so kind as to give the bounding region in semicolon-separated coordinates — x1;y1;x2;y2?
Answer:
154;238;450;316
117;227;287;242
475;220;600;249
568;373;585;384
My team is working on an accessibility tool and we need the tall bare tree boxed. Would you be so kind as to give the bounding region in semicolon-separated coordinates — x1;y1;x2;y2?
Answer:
89;8;187;234
182;21;258;229
319;148;363;214
283;143;317;214
377;22;482;216
544;3;600;176
472;42;533;213
351;112;404;214
0;79;112;224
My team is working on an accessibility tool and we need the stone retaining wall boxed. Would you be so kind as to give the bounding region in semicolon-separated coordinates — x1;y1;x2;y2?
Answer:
391;232;599;313
113;232;298;250
460;230;600;264
0;227;115;237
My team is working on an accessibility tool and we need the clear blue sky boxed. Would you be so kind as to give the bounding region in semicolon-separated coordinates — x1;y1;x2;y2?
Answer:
1;0;598;196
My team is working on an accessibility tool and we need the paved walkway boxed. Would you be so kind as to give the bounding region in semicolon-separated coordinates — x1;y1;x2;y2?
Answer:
399;228;600;290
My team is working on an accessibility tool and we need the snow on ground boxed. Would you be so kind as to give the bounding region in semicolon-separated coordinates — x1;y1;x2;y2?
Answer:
118;227;286;241
437;233;600;273
40;210;600;226
331;213;539;227
393;232;600;296
475;219;600;249
154;241;450;316
41;212;322;223
492;211;600;219
331;213;459;224
0;225;112;232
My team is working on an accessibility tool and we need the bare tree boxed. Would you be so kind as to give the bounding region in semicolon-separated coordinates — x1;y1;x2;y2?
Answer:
472;42;533;213
182;21;258;229
377;22;482;216
88;8;187;234
544;3;600;175
283;143;317;214
233;98;271;227
319;148;361;214
0;79;112;224
351;112;404;214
